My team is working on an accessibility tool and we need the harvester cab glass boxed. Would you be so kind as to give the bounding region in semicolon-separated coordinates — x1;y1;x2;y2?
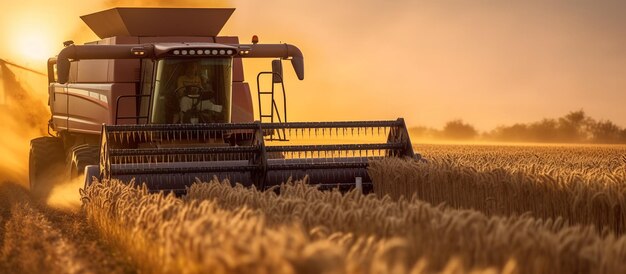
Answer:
150;57;233;124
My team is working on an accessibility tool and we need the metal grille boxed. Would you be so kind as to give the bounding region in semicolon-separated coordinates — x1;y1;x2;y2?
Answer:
99;119;414;192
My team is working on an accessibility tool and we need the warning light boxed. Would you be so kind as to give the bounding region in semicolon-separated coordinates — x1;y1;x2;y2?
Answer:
130;47;146;56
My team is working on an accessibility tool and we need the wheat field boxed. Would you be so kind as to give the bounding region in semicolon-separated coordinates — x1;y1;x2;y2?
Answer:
370;145;626;234
1;144;619;273
78;144;626;274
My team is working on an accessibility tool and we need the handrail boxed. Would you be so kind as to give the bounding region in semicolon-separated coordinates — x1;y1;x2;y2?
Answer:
256;71;288;140
114;94;151;125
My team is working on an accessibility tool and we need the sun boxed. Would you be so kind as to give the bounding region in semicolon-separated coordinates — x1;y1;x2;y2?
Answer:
14;29;55;62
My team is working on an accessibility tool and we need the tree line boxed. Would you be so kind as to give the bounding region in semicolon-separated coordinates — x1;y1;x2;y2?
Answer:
409;110;626;144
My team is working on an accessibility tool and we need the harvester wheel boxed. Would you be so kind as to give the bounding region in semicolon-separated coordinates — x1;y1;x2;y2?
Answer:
67;145;100;183
29;137;65;198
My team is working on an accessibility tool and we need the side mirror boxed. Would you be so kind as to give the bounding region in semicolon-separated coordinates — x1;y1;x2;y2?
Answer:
47;58;57;83
271;59;283;83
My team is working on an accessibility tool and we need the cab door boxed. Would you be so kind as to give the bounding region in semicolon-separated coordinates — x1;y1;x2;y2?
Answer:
49;82;68;131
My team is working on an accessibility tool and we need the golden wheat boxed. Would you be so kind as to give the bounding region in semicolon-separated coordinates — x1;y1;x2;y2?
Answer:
82;177;626;274
370;145;626;234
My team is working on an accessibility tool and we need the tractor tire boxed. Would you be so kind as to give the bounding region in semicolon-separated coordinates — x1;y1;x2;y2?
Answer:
29;137;65;198
67;144;100;183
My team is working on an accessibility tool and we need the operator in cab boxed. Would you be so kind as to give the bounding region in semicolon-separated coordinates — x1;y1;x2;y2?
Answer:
173;62;223;123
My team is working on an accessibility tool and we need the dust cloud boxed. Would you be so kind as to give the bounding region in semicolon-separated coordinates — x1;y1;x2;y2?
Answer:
0;62;75;210
46;176;84;211
0;61;49;185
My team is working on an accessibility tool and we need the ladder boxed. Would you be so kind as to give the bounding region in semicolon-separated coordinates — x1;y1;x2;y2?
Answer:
256;71;288;141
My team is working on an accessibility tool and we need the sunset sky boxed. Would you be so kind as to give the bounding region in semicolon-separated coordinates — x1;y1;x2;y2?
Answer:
1;0;625;130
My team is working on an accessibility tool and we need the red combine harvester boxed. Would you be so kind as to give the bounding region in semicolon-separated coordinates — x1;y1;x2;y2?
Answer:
29;8;418;195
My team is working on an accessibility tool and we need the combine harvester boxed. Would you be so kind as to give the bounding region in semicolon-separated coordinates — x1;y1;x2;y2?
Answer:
29;8;418;194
